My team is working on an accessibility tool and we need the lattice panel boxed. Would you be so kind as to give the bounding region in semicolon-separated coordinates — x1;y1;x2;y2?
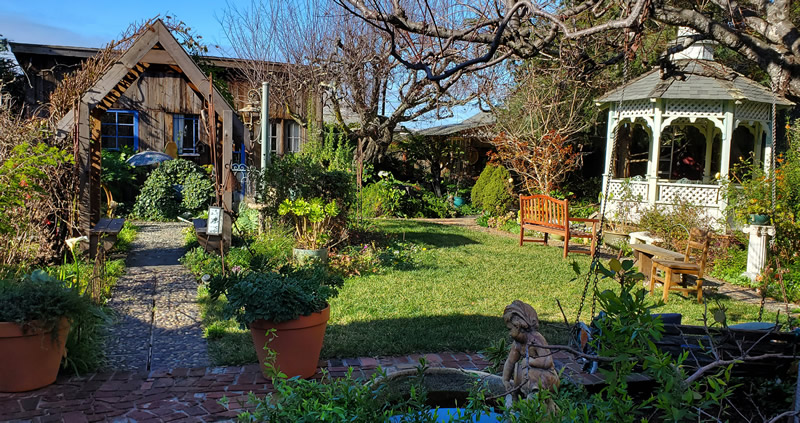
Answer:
657;184;721;206
607;180;649;202
619;99;653;118
735;101;770;122
663;100;723;118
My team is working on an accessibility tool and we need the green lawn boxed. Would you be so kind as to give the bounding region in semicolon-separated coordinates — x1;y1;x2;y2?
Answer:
200;219;773;364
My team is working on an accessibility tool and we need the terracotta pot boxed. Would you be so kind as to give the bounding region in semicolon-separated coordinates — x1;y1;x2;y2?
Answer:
249;306;330;379
0;318;70;392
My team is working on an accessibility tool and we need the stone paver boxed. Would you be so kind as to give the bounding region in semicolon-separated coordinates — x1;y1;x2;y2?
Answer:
0;353;494;422
105;222;209;371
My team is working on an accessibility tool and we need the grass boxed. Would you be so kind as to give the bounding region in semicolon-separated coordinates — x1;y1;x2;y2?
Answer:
198;219;775;364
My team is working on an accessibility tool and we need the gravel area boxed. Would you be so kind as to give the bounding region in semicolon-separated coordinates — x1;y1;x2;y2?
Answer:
105;222;209;371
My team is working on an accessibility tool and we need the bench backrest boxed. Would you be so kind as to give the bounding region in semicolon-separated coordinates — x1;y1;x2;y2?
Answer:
520;195;569;230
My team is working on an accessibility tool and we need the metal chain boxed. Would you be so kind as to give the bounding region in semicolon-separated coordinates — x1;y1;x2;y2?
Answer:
575;44;630;324
770;74;780;249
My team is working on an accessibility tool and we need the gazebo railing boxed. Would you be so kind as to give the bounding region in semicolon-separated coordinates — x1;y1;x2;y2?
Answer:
655;181;722;207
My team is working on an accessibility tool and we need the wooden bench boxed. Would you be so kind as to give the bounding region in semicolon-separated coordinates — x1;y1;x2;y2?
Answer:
193;218;222;252
519;194;599;258
89;218;125;258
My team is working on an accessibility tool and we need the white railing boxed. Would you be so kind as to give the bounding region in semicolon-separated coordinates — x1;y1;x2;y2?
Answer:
655;181;722;207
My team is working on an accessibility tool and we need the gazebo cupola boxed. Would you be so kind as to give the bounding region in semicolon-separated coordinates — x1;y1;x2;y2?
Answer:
596;28;793;223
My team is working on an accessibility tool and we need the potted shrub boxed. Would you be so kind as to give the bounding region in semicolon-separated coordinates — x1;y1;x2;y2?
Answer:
0;271;88;392
214;265;343;378
278;198;340;263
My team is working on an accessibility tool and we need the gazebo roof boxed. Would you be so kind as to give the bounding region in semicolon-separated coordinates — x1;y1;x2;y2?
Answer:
598;59;793;106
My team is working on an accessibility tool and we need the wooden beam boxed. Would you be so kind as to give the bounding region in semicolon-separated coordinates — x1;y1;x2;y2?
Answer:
77;102;91;233
222;110;234;250
141;49;176;65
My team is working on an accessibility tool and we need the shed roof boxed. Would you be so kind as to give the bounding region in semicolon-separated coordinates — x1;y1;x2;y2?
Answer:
415;112;495;137
598;60;793;106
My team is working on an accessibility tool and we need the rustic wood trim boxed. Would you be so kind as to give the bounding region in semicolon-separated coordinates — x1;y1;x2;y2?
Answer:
222;110;234;249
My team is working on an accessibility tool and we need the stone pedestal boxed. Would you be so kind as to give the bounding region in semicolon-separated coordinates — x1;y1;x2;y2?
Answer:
741;225;776;281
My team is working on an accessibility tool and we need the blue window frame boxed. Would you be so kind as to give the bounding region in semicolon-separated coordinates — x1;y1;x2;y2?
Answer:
174;114;200;155
101;110;138;151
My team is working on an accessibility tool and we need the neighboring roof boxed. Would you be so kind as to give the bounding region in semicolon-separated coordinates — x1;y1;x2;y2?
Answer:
415;112;495;137
8;41;288;71
598;60;793;106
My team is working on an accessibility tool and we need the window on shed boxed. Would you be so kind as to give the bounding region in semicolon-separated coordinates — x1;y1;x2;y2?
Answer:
174;114;200;155
286;121;301;153
101;110;138;151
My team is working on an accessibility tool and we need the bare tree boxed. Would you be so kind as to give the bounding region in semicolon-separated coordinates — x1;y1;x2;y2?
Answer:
338;0;800;99
221;0;494;164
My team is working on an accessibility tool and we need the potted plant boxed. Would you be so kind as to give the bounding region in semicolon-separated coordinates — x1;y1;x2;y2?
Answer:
725;159;772;226
278;197;340;263
0;271;88;392
214;264;344;379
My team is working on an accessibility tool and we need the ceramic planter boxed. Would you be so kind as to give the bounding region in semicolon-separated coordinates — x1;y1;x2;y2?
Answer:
250;305;330;379
292;247;329;264
0;318;70;392
453;196;464;207
748;214;770;225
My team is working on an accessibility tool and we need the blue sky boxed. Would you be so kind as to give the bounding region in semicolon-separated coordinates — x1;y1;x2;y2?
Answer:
0;0;230;51
0;0;479;128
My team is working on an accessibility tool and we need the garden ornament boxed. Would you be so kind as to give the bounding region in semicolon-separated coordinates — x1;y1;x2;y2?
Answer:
502;300;559;409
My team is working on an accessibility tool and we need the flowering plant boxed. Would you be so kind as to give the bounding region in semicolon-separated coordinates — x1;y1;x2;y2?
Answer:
725;157;772;222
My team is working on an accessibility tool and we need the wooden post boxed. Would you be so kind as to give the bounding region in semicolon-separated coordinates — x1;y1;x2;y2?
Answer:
77;102;102;234
222;110;234;250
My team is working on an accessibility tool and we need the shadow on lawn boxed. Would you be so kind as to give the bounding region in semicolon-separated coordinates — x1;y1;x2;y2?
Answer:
322;314;570;358
398;231;479;248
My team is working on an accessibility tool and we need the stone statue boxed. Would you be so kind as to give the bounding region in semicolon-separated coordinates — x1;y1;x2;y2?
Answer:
502;300;559;404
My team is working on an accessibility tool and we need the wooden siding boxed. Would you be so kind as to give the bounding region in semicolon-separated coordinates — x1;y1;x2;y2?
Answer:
112;65;207;153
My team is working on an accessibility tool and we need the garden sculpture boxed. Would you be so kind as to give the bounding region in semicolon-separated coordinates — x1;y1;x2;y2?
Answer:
502;300;559;409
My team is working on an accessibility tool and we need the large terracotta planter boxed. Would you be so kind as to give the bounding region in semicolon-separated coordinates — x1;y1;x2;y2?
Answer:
249;305;330;379
0;318;70;392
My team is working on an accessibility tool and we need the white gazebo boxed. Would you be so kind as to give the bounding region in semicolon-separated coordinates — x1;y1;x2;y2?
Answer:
597;33;793;224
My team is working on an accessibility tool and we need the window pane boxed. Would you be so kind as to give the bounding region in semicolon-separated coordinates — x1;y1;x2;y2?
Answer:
118;113;134;124
118;125;134;137
101;136;116;149
100;113;116;124
101;125;116;137
120;137;135;150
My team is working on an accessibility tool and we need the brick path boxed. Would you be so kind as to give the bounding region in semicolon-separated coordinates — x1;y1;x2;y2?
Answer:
0;353;494;423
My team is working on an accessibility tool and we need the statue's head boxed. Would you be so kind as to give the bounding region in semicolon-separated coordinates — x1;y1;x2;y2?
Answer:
503;300;540;338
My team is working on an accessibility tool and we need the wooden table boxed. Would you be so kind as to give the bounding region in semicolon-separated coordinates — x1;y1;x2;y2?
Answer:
630;243;685;280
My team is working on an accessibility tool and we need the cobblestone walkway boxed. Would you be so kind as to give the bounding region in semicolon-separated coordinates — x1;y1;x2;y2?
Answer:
105;222;209;371
0;353;493;422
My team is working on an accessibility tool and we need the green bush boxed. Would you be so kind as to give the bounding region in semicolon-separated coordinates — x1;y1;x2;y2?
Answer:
131;159;213;220
253;155;354;239
360;173;459;218
101;148;146;215
471;164;515;216
218;264;343;326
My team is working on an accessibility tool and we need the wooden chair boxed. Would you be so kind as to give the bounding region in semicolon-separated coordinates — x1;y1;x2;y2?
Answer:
649;228;710;303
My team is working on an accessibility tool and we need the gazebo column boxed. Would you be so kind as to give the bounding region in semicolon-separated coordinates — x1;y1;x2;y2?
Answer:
646;100;662;206
601;106;617;199
720;102;735;178
753;123;763;166
703;123;714;182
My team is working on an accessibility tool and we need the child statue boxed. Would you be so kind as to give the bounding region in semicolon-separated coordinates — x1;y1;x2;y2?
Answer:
502;300;559;405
